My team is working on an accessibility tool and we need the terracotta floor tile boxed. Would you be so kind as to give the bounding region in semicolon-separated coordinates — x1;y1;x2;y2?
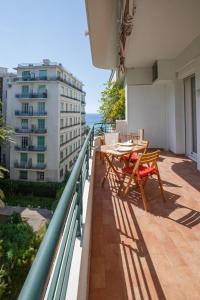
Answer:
88;152;200;300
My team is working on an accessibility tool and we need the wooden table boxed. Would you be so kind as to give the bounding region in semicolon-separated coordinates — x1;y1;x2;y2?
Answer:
99;144;146;187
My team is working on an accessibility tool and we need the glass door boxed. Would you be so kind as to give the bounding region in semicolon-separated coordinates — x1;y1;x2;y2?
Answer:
184;75;197;160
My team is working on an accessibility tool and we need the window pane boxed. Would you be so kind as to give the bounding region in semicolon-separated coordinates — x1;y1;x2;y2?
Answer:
21;119;28;129
38;102;45;112
38;119;45;129
20;170;28;180
37;153;44;163
39;70;47;79
22;86;29;96
20;153;28;163
37;136;45;147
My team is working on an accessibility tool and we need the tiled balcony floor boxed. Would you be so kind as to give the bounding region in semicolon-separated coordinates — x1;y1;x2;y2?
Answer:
89;152;200;300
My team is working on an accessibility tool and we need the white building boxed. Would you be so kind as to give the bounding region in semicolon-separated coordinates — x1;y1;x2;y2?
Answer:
7;59;86;182
86;0;200;171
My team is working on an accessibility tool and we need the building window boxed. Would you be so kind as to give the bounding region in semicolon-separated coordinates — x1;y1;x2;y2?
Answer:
22;102;29;113
21;119;28;129
20;153;28;166
39;70;47;80
37;153;45;164
65;148;68;156
61;86;64;94
61;103;64;111
22;71;31;81
37;136;45;147
38;85;46;97
57;71;61;79
66;103;68;111
21;136;28;148
60;119;64;128
60;168;63;178
37;102;45;113
37;171;44;181
21;85;29;96
20;170;28;180
38;119;45;129
60;135;64;144
60;151;63;160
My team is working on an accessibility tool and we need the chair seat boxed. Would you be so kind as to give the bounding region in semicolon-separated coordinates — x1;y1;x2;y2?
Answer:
122;153;138;162
122;165;157;177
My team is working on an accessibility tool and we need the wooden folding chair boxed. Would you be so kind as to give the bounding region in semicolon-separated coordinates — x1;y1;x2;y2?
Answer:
121;150;166;211
121;140;149;166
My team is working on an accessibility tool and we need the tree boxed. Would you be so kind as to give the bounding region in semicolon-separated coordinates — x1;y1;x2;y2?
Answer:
98;80;125;123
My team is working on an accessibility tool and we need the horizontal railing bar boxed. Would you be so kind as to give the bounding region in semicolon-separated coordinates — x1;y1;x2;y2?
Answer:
54;208;78;299
46;192;78;299
18;127;94;300
60;220;78;300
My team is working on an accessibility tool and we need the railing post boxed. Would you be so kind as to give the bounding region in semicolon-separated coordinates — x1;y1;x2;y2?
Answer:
76;181;82;237
86;145;89;179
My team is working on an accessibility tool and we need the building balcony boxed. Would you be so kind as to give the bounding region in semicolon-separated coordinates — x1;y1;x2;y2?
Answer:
81;121;86;125
16;92;47;99
14;161;46;170
14;145;47;152
15;110;47;117
81;111;86;114
14;76;84;93
17;123;200;299
15;128;47;134
60;135;80;147
60;123;80;130
60;110;81;114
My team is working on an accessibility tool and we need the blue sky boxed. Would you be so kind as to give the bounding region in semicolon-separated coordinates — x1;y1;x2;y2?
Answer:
0;0;110;113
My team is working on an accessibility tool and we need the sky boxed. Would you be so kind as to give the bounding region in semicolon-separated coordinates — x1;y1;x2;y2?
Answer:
0;0;110;113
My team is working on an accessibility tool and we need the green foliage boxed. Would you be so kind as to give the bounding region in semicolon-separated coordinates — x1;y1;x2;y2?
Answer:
0;180;62;198
98;80;125;123
0;213;47;299
5;195;55;210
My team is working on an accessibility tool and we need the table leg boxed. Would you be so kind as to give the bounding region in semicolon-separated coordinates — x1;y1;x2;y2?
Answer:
101;153;121;187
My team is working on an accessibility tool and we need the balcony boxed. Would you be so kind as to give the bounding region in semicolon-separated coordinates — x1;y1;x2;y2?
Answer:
81;121;86;125
15;110;47;117
81;111;86;114
14;76;84;93
60;110;81;114
60;122;80;130
14;161;46;170
16;92;47;99
18;124;200;299
14;145;47;152
15;128;47;134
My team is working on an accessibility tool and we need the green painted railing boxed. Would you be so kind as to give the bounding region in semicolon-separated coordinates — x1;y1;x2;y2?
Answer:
18;127;94;300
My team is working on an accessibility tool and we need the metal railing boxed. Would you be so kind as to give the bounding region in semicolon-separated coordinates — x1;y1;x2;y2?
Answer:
14;162;47;170
15;145;47;152
93;122;116;135
18;126;94;300
15;128;47;134
16;92;47;99
15;111;47;116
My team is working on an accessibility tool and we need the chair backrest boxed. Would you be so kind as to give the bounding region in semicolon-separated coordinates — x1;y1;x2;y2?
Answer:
137;140;149;153
133;150;160;174
104;132;119;145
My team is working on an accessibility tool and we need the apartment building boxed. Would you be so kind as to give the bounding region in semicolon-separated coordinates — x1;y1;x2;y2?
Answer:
6;59;86;182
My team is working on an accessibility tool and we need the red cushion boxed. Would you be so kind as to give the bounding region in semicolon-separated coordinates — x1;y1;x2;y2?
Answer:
122;165;157;177
122;153;138;162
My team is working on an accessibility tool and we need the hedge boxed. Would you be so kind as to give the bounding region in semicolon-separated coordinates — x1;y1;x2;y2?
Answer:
0;180;62;198
5;196;55;210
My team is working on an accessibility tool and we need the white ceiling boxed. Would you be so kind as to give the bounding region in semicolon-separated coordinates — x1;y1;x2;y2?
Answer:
125;0;200;68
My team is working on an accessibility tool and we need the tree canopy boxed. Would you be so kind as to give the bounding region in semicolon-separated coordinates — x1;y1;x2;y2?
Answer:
98;80;125;123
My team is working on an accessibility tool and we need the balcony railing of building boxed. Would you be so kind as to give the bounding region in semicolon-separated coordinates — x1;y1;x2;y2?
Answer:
60;94;81;102
18;127;94;300
60;146;80;164
81;121;86;125
16;91;47;99
14;145;47;152
60;135;80;147
81;111;86;114
60;123;80;130
60;110;81;114
14;76;84;93
14;161;47;170
15;128;47;134
15;111;47;117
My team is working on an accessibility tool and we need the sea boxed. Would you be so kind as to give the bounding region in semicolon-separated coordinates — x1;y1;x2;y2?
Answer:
85;113;102;126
